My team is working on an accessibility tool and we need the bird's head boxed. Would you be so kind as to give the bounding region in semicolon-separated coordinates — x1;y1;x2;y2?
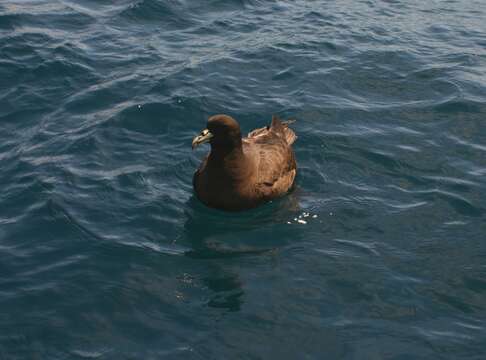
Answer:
192;114;242;150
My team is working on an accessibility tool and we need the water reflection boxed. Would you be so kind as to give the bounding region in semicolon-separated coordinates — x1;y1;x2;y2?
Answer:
178;193;301;311
181;192;301;257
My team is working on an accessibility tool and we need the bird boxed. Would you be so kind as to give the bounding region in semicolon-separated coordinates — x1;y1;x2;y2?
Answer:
192;114;297;211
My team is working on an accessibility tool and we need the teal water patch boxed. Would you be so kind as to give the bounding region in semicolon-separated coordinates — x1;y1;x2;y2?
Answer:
1;0;486;358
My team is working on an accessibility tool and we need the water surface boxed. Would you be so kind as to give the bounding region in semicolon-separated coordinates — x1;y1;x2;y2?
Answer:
1;0;486;358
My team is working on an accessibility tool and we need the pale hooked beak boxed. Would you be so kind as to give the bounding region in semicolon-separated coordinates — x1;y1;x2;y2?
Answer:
192;129;213;150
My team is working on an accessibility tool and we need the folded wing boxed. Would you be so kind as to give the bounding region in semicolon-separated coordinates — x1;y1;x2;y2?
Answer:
244;116;297;198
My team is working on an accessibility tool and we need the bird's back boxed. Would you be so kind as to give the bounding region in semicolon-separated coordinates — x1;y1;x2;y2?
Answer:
243;116;297;200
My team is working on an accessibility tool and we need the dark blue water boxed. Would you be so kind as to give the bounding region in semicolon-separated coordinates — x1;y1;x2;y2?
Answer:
1;0;486;358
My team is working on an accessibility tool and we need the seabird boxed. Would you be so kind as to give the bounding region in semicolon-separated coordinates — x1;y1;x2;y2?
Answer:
192;114;297;211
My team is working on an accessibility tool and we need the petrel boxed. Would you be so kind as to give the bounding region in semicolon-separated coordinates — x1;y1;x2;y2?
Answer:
192;114;297;211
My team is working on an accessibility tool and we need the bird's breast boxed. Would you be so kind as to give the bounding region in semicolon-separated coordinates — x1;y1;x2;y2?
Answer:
194;164;261;211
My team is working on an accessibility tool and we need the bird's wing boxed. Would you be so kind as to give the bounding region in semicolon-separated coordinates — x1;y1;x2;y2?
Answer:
244;123;297;198
247;115;297;145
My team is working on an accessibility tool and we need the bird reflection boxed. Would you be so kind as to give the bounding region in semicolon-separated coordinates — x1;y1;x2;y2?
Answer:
176;192;301;311
181;191;301;257
203;271;244;312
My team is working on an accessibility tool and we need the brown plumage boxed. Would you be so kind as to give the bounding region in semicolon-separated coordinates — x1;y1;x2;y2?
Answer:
192;114;297;211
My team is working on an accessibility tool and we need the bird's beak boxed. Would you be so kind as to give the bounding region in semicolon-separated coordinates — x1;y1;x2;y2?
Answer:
192;129;213;150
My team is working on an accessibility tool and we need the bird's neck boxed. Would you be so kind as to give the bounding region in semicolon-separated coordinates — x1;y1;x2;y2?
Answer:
208;144;254;182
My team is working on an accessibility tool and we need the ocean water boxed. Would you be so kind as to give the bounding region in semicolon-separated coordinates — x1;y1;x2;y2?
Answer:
1;0;486;358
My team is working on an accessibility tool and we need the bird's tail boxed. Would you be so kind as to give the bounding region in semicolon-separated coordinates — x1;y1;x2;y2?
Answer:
271;115;297;145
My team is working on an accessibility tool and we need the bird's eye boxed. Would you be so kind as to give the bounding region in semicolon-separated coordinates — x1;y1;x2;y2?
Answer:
202;129;209;135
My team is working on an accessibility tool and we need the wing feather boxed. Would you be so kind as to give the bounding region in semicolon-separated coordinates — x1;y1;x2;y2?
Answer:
243;118;297;198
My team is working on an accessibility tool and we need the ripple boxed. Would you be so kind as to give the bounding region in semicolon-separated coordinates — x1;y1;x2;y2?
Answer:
416;327;473;342
71;349;110;359
332;238;380;256
105;102;173;135
19;254;88;278
118;0;193;29
388;186;483;216
422;175;479;188
119;240;188;256
434;98;485;113
0;2;95;31
448;135;486;152
67;164;152;182
2;0;486;358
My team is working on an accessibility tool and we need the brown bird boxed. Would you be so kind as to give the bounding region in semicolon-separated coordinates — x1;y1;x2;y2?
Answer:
192;114;297;211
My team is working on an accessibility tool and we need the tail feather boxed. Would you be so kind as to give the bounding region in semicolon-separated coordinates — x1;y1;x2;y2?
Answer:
271;115;284;131
283;127;297;145
271;115;297;145
247;115;297;145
